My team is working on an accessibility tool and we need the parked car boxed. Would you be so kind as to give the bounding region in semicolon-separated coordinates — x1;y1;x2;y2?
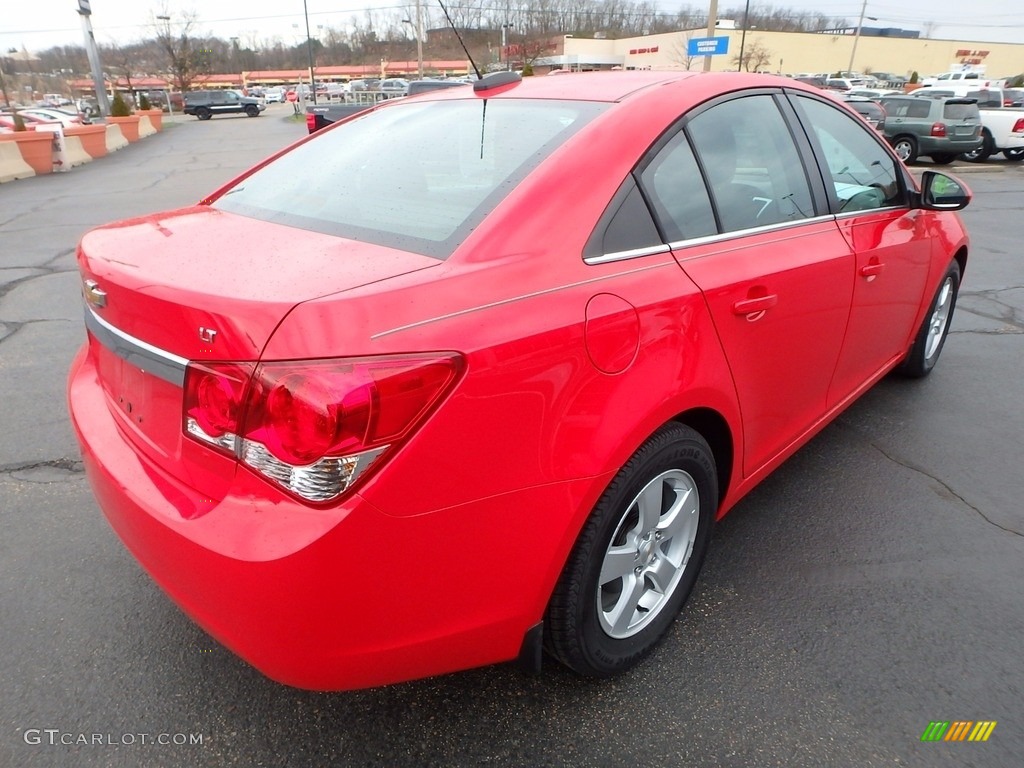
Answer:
840;95;886;132
264;87;286;104
348;78;380;92
69;71;971;691
406;79;471;97
16;107;86;127
913;88;1024;162
183;90;266;120
1002;88;1024;107
0;112;61;130
879;94;982;163
379;78;410;97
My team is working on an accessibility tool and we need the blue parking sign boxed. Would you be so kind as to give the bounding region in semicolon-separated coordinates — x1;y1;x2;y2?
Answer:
687;37;730;57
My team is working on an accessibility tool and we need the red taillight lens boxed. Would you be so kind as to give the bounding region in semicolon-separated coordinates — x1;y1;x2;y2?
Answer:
183;362;254;438
183;354;463;502
305;113;317;133
1012;118;1024;133
930;122;947;137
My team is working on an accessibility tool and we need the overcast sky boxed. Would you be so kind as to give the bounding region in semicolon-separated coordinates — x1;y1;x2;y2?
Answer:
3;1;1024;54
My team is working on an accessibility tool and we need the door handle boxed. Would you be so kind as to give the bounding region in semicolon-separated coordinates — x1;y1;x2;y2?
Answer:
859;261;886;278
732;294;778;315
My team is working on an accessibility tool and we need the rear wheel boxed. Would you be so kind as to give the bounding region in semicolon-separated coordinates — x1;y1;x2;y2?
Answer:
961;130;993;162
196;107;212;121
245;105;259;117
898;260;961;378
929;153;956;165
1003;148;1024;162
545;423;716;677
891;136;918;164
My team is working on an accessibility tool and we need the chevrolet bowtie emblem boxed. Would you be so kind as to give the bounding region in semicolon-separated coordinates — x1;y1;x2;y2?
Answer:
83;279;107;309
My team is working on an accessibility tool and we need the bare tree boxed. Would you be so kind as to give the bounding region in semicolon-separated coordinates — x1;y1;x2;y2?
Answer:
152;9;210;92
732;39;772;72
667;32;698;71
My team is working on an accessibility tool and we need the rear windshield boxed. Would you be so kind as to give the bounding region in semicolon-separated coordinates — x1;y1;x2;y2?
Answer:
213;98;605;258
943;102;980;120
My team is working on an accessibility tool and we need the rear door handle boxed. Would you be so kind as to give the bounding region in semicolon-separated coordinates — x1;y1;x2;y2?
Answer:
732;294;778;315
860;261;886;278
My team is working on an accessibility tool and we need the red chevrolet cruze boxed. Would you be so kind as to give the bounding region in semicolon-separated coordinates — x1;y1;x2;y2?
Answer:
68;71;971;690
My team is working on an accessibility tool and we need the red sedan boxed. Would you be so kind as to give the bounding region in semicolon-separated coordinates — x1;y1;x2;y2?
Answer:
68;71;971;690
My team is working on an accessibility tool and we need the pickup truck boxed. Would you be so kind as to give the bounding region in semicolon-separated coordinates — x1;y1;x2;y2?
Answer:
914;88;1024;161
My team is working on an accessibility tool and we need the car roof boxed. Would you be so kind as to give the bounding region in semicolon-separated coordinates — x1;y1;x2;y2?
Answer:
407;71;809;105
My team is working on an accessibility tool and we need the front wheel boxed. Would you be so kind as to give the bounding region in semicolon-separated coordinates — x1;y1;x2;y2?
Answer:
1003;148;1024;162
891;136;918;164
898;260;961;378
545;423;716;677
196;107;212;121
245;105;260;117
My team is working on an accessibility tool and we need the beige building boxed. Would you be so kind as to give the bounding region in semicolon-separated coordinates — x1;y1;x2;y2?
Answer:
536;27;1024;82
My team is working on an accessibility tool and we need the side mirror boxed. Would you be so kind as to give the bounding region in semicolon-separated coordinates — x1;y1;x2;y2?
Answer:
916;170;971;211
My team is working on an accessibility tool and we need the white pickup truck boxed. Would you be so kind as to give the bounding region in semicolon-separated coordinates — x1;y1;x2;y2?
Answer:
914;87;1024;162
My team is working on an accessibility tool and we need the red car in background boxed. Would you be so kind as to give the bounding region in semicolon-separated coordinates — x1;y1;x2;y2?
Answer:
68;71;971;690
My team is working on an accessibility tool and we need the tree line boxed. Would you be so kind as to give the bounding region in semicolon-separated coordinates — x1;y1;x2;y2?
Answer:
3;2;852;94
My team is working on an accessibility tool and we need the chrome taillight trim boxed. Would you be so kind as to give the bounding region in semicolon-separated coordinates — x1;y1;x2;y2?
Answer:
84;305;188;386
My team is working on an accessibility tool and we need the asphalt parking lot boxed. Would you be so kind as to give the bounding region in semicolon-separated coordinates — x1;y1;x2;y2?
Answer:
1;105;1022;767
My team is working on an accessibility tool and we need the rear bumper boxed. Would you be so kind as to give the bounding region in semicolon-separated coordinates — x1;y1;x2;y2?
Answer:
68;345;591;690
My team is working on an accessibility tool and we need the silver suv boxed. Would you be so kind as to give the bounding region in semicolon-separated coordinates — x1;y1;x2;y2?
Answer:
879;95;982;164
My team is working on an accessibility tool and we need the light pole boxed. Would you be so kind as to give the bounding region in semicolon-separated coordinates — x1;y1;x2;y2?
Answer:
501;23;513;71
302;0;317;104
155;14;174;115
847;0;868;75
77;0;111;117
702;0;718;73
402;0;424;81
737;0;751;72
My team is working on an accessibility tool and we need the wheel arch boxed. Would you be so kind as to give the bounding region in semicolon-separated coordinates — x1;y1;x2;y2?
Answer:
673;407;734;515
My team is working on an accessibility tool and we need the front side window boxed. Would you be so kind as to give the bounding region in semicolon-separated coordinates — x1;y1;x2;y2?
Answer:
792;95;903;213
213;99;605;258
686;95;815;233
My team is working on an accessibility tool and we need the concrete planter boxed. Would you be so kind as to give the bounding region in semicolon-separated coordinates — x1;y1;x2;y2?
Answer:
64;124;108;160
0;131;54;176
107;115;141;142
138;109;164;131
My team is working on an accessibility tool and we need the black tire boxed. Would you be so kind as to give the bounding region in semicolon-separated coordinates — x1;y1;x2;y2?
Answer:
891;135;918;164
1003;148;1024;162
929;153;956;165
196;108;212;121
961;130;993;163
245;105;259;117
545;423;716;677
898;260;961;378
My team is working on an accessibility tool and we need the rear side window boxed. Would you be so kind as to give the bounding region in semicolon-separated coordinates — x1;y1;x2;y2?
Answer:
213;99;605;258
686;95;815;234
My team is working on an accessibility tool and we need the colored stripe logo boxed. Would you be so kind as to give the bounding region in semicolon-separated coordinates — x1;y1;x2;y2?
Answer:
921;721;997;742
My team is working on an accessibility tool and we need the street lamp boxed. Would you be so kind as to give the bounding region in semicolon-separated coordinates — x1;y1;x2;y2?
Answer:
737;0;751;72
302;0;317;104
401;0;424;79
846;1;878;75
156;14;173;115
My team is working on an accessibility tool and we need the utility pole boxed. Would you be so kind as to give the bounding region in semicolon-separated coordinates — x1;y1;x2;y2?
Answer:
415;0;424;79
703;0;718;73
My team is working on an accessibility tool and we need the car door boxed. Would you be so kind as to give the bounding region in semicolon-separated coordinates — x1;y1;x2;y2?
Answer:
788;93;932;405
637;93;855;476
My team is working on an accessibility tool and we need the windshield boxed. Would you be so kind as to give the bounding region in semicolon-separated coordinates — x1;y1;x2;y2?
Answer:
214;98;605;258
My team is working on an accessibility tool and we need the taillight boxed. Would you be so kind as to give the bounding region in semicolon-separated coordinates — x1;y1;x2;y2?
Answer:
305;113;317;133
930;122;947;137
1012;118;1024;133
183;354;463;502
